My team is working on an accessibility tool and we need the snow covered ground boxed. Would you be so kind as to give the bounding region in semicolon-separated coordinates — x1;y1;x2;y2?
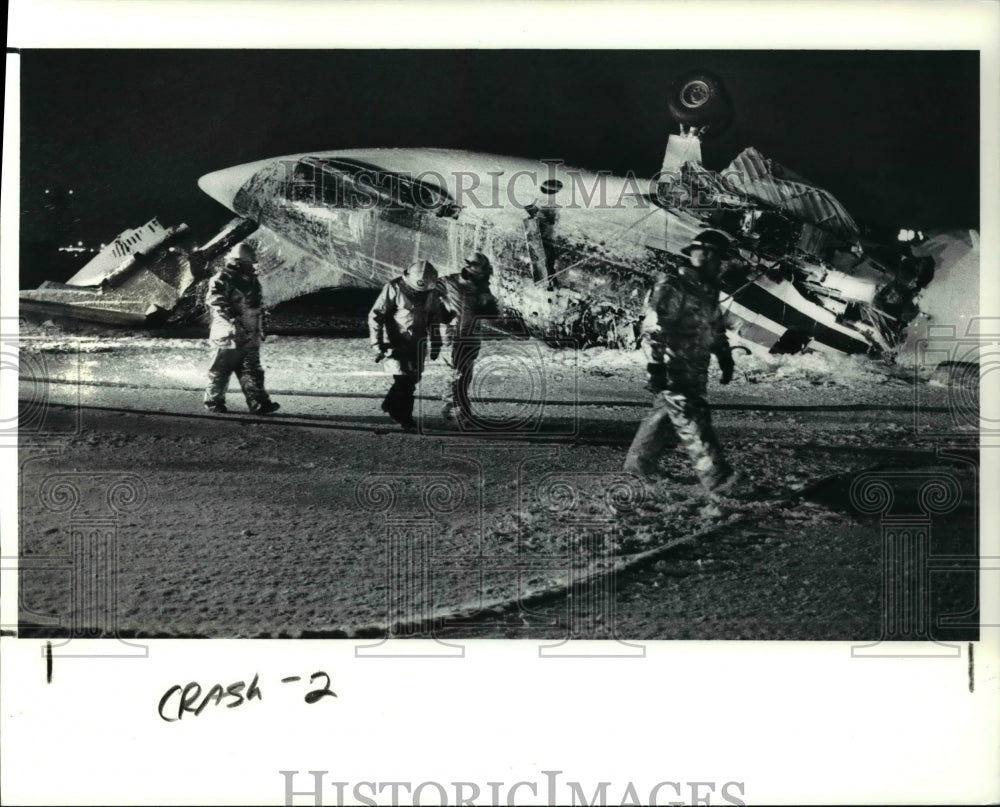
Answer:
18;325;921;399
16;327;980;640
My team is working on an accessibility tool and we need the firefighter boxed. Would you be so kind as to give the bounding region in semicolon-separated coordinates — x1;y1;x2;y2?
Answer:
623;230;738;492
203;242;280;415
368;260;443;431
437;252;501;423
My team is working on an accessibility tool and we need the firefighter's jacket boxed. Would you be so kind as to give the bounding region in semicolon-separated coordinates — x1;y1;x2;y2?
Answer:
207;262;264;348
437;272;500;348
640;266;730;370
368;277;443;356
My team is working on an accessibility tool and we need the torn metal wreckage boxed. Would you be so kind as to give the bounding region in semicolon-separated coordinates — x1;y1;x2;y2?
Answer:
19;71;978;369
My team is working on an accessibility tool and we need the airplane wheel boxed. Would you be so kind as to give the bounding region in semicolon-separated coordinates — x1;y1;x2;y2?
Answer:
667;70;733;138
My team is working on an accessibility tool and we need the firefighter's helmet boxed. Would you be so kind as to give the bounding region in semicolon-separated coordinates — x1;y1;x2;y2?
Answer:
227;242;257;265
681;229;731;256
403;260;438;290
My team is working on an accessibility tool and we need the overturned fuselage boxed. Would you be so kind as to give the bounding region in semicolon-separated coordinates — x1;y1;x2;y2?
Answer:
192;145;939;357
196;148;705;344
22;69;972;362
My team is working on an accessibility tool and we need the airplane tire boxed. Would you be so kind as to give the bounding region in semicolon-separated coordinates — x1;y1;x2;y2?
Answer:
667;70;733;137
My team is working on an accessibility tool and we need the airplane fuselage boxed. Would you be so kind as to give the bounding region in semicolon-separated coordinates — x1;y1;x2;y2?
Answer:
198;148;707;345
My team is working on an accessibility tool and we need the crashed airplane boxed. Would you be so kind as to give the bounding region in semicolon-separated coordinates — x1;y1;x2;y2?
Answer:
20;70;979;365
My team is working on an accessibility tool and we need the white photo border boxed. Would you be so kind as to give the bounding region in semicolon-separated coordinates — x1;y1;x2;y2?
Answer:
3;2;998;805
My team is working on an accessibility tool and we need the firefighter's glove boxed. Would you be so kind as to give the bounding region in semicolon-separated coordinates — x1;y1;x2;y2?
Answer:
373;344;388;364
718;351;735;386
644;363;668;394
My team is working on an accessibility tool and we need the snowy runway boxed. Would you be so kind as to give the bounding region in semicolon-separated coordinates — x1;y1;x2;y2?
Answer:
16;333;979;640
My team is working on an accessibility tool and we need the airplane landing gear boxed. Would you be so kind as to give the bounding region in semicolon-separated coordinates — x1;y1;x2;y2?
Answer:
667;70;734;139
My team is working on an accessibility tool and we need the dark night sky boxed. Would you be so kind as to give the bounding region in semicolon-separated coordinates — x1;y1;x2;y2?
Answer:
18;49;979;286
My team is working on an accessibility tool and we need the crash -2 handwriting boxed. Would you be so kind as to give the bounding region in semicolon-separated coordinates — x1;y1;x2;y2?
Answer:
158;671;336;721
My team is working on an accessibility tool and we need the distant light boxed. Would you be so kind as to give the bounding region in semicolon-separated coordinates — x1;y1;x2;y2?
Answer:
77;241;83;246
45;189;50;194
68;189;74;194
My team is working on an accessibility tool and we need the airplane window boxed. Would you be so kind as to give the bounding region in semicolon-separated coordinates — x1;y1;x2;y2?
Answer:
286;159;322;204
319;166;375;209
279;156;458;215
319;167;344;206
319;158;455;214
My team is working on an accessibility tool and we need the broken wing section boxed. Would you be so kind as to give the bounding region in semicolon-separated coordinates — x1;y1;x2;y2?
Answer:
652;144;940;357
725;147;860;245
20;217;259;328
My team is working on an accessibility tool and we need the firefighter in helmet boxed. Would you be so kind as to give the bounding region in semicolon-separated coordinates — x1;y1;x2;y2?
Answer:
623;229;738;492
437;252;501;423
368;260;444;431
203;242;280;415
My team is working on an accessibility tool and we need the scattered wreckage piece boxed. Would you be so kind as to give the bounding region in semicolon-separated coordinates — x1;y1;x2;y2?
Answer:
20;217;257;329
658;146;933;357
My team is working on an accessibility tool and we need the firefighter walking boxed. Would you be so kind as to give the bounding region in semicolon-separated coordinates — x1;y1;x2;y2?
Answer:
368;260;443;431
203;243;280;415
623;230;738;492
437;252;501;424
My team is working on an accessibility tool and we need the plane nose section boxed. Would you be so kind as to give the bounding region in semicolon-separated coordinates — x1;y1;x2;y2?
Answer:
197;161;263;211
